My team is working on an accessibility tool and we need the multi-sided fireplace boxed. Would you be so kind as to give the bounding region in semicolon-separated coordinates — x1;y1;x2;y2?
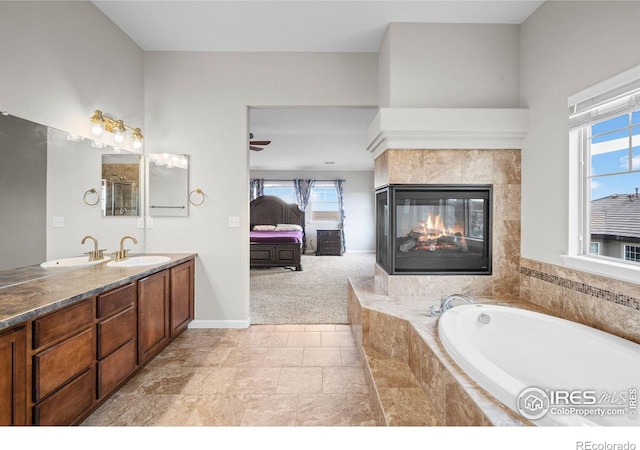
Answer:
376;184;492;275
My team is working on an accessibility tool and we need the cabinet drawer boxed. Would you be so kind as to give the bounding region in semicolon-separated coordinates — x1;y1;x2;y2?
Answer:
97;339;136;399
97;282;136;319
33;328;94;402
320;240;341;248
97;305;136;359
318;230;341;238
33;367;93;426
32;299;93;349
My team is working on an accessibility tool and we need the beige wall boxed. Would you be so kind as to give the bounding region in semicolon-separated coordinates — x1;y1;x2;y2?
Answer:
381;23;521;108
0;1;144;140
0;2;146;264
519;1;640;265
518;1;640;341
143;51;378;325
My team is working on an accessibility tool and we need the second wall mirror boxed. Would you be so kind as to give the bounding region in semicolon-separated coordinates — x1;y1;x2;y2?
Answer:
148;153;189;217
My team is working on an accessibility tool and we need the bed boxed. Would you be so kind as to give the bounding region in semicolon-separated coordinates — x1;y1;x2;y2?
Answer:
249;195;305;271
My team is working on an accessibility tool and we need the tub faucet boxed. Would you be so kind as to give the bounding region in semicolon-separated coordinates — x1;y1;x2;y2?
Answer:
430;294;476;317
440;294;475;312
115;235;137;261
81;235;105;261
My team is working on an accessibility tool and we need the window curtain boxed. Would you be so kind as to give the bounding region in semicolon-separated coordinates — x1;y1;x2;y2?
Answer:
249;178;264;201
334;179;346;254
293;179;314;211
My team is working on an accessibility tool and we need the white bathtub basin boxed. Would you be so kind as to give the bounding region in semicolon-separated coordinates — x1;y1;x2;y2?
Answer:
41;256;111;268
438;303;640;426
106;255;171;268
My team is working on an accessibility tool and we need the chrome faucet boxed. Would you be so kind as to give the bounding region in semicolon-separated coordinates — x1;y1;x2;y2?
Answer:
429;293;476;317
81;235;105;261
440;294;475;312
115;235;137;261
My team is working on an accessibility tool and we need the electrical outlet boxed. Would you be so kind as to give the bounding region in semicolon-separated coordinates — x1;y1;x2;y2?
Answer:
146;217;154;228
137;218;144;229
228;216;240;228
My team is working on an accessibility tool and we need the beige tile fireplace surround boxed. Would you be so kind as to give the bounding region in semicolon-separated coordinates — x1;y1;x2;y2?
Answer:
353;109;640;425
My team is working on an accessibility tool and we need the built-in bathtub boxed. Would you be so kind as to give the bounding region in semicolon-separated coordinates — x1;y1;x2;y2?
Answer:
438;304;640;426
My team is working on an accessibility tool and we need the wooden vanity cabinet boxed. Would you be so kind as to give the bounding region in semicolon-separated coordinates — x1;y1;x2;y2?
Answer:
0;324;27;425
96;282;137;400
3;256;195;426
31;299;94;425
137;269;170;365
170;260;194;338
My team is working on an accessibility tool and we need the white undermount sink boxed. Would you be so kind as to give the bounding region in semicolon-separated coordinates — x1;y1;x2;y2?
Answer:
106;255;171;268
40;255;111;268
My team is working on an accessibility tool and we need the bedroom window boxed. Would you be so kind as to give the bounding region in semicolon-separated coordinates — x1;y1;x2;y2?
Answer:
263;181;296;204
569;70;640;267
309;182;340;221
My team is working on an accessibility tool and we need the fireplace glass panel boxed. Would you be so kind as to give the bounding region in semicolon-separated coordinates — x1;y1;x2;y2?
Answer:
376;185;492;275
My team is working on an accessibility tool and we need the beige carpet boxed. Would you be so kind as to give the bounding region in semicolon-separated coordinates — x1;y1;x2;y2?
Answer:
250;252;376;324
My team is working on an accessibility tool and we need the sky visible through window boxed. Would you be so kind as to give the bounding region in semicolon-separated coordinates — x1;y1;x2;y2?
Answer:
311;185;339;212
263;184;296;204
590;110;640;200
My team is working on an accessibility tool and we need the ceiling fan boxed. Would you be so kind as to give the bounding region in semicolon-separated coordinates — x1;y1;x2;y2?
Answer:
249;132;271;151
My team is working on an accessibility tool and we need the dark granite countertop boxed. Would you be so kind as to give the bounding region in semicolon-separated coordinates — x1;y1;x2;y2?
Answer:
0;253;196;332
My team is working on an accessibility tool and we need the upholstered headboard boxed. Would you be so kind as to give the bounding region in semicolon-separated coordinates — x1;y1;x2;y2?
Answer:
249;195;305;230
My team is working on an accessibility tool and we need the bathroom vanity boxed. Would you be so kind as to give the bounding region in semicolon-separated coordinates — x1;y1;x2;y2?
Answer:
0;253;195;426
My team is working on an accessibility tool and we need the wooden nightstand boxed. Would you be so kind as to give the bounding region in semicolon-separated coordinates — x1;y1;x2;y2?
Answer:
316;229;343;256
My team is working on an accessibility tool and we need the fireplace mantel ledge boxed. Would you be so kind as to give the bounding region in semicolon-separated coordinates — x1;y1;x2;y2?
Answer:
365;108;529;158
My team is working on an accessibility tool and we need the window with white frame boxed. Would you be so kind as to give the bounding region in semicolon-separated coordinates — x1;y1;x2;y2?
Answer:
262;180;296;204
569;74;640;266
624;244;640;262
309;182;340;221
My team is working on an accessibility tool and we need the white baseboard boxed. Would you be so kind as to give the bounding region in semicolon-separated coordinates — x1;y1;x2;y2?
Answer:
189;319;250;329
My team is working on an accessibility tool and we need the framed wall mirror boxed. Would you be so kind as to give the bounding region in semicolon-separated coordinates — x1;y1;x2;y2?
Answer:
101;154;141;216
148;153;189;217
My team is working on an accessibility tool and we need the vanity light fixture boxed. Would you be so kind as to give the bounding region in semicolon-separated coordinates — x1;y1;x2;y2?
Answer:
90;110;144;152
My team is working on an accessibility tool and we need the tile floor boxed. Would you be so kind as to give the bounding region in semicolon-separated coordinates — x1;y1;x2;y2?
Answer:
82;324;379;426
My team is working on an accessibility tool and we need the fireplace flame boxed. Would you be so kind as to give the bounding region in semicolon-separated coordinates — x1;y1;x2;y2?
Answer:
406;213;467;253
421;214;445;236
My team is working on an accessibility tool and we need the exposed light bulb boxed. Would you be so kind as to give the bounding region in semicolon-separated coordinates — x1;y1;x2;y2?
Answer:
113;120;126;146
91;122;104;137
132;137;143;152
90;110;105;137
113;130;125;145
131;128;144;153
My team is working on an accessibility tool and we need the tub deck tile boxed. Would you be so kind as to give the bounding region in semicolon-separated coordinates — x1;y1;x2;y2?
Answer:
365;348;440;426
